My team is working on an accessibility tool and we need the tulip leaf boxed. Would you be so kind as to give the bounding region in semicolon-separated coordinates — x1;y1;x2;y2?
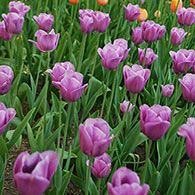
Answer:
0;156;7;195
0;136;8;160
27;123;37;152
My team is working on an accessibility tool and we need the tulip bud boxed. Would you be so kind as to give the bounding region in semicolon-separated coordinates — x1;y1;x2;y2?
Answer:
9;1;30;17
137;8;148;22
0;21;12;40
97;0;108;6
161;84;174;98
69;0;79;4
190;0;195;7
132;27;144;45
120;100;135;113
140;104;172;140
124;3;140;22
171;0;182;13
79;118;114;157
171;27;187;46
154;10;161;18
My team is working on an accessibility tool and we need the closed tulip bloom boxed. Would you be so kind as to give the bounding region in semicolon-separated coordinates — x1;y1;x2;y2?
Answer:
0;102;16;135
154;10;161;18
171;0;182;13
97;0;109;6
171;27;187;46
9;1;30;16
120;100;135;113
29;29;60;52
79;118;114;157
92;11;110;32
169;49;195;75
123;65;150;94
177;8;195;26
0;65;14;95
0;21;12;40
190;0;195;7
33;13;54;32
178;118;195;161
2;12;24;34
46;62;75;88
179;73;195;102
79;9;94;34
161;84;174;98
69;0;79;4
14;151;59;195
138;48;158;66
107;167;149;195
140;104;172;140
58;71;88;102
124;4;140;22
137;8;148;22
140;0;145;5
132;27;144;45
155;23;166;40
89;153;111;178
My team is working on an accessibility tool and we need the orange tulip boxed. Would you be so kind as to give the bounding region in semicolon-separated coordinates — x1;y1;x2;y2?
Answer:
170;0;182;12
154;10;161;18
69;0;79;4
97;0;108;6
137;8;148;22
190;0;195;7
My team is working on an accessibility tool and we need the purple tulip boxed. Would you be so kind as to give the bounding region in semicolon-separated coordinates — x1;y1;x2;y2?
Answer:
140;0;145;4
0;65;14;95
28;29;60;52
179;73;195;102
33;13;54;32
178;118;195;161
142;20;166;42
2;12;24;34
177;8;195;26
14;151;59;195
161;84;174;98
132;27;144;45
120;100;135;113
87;153;111;178
0;21;12;40
171;27;187;46
9;1;30;17
46;62;75;88
92;11;110;33
124;4;140;22
123;64;150;94
138;48;158;66
79;118;114;157
169;49;195;75
107;167;149;195
140;104;171;140
0;102;16;135
58;71;88;102
79;9;94;34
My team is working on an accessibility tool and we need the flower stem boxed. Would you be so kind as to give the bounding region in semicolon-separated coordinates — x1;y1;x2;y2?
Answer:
60;102;72;166
97;178;101;195
85;156;92;195
86;0;89;9
57;95;62;153
142;44;148;66
10;36;15;69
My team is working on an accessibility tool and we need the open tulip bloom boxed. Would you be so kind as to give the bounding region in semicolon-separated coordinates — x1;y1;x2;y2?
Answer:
124;3;140;22
0;21;12;40
9;1;30;17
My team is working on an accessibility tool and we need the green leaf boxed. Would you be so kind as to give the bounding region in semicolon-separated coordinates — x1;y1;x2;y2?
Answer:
0;136;8;161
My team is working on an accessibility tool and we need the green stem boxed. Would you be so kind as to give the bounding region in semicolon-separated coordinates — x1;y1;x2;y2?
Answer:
141;140;152;184
100;71;110;118
54;0;58;31
142;44;148;66
114;2;123;40
190;162;195;195
44;0;49;12
86;0;89;9
97;178;101;195
85;156;92;195
57;95;62;152
60;102;72;166
10;36;14;68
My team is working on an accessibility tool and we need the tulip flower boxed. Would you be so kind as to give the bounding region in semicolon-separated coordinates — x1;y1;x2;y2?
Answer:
92;11;110;33
161;84;174;98
0;21;12;40
120;100;135;113
140;0;145;4
79;9;94;34
154;10;161;18
171;27;187;46
138;48;158;66
140;104;172;140
171;0;182;13
79;118;114;157
132;27;144;45
137;8;148;22
97;0;109;6
14;151;59;195
190;0;195;7
2;12;24;34
0;102;16;135
124;3;140;22
28;29;60;52
33;13;54;32
123;64;150;94
9;1;30;16
176;8;195;26
107;167;149;195
178;117;195;161
179;73;195;102
69;0;79;4
46;62;75;88
0;65;14;95
58;71;88;102
169;49;195;75
87;153;111;178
